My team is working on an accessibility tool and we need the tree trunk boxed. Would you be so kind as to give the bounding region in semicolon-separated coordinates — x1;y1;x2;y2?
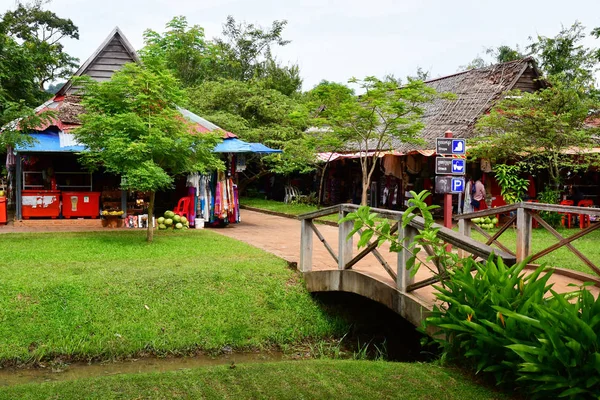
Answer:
317;162;330;207
146;191;155;243
361;177;369;206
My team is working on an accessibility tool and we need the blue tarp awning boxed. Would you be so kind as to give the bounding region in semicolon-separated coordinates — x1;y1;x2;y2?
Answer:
16;132;281;155
16;132;86;153
213;138;282;154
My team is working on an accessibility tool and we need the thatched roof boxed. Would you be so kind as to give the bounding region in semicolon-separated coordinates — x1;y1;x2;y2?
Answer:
350;57;545;153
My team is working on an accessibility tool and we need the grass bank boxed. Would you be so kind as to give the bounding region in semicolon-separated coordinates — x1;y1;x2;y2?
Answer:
240;197;339;223
0;230;346;365
0;360;508;399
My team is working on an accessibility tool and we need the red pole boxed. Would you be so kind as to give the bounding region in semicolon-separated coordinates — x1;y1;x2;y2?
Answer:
444;130;453;252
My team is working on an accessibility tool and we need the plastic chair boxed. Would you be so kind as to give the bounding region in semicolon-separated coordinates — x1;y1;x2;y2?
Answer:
578;199;594;229
174;196;192;220
559;200;574;228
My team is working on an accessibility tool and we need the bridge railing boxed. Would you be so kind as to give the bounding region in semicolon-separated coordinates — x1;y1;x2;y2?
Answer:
298;204;517;294
455;202;600;277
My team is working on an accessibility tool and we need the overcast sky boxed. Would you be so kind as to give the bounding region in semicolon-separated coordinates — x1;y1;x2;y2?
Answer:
2;0;600;90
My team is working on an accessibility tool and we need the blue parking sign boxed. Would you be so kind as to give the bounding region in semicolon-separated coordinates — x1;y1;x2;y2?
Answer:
451;177;465;193
452;139;466;154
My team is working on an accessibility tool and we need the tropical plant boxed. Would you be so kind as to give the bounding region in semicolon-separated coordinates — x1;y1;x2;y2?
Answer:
426;256;600;399
493;164;529;204
538;186;562;227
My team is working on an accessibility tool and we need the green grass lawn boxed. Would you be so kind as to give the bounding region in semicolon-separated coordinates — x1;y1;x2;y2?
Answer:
468;224;600;275
0;360;508;399
241;197;340;223
0;230;347;365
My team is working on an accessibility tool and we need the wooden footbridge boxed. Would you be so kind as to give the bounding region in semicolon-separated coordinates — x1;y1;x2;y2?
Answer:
295;203;600;327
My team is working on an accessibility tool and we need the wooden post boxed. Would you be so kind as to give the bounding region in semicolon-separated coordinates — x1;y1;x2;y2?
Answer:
457;219;471;258
16;153;22;220
338;209;353;270
300;218;313;272
516;207;532;262
397;224;416;292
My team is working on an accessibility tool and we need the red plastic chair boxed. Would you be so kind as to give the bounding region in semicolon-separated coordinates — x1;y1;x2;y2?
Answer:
173;196;192;220
559;200;574;228
578;199;594;229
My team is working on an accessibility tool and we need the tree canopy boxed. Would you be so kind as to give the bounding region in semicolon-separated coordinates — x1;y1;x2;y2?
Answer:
309;77;441;205
1;0;79;90
75;63;223;242
0;1;78;150
473;84;600;184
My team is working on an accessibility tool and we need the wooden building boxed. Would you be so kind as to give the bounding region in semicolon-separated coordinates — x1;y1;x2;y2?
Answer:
9;28;233;222
318;58;548;208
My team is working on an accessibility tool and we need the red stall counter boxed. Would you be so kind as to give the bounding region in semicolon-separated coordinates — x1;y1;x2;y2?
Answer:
0;197;6;224
22;190;61;219
62;192;101;218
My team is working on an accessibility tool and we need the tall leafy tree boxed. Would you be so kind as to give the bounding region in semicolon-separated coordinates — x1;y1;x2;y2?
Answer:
75;64;222;242
141;16;223;87
186;79;305;190
215;16;291;82
528;22;599;88
311;77;440;205
2;0;79;90
473;84;600;184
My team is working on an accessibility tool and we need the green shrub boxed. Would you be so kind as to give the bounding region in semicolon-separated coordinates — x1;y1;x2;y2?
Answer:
538;187;562;228
426;256;600;399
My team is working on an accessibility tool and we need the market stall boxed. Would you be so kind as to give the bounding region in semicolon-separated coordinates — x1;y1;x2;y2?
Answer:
14;130;103;219
190;137;282;227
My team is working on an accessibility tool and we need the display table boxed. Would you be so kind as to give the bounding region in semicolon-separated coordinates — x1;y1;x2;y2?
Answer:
62;192;101;218
101;215;123;228
22;190;61;219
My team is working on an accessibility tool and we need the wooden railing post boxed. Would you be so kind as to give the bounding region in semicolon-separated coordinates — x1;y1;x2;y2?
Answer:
338;209;353;270
516;206;532;262
458;219;471;258
397;224;416;292
300;218;313;272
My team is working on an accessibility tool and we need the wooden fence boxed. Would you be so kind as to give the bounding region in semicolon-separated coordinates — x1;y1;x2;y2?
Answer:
299;202;600;294
455;202;600;277
298;204;516;294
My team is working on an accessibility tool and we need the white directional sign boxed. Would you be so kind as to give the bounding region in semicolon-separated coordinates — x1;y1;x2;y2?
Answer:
436;138;466;155
435;157;466;175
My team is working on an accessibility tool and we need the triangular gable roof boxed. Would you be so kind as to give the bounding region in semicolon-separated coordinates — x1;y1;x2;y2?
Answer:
56;27;139;96
33;28;237;138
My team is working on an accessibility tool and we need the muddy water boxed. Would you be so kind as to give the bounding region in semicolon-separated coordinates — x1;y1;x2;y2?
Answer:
0;352;284;387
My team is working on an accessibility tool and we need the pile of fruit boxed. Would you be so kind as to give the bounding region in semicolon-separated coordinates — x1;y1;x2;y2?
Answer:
471;216;498;230
157;210;190;230
102;210;124;216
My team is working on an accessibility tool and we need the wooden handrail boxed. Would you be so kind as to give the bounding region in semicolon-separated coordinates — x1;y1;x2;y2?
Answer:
299;203;517;267
298;205;342;220
455;202;600;220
